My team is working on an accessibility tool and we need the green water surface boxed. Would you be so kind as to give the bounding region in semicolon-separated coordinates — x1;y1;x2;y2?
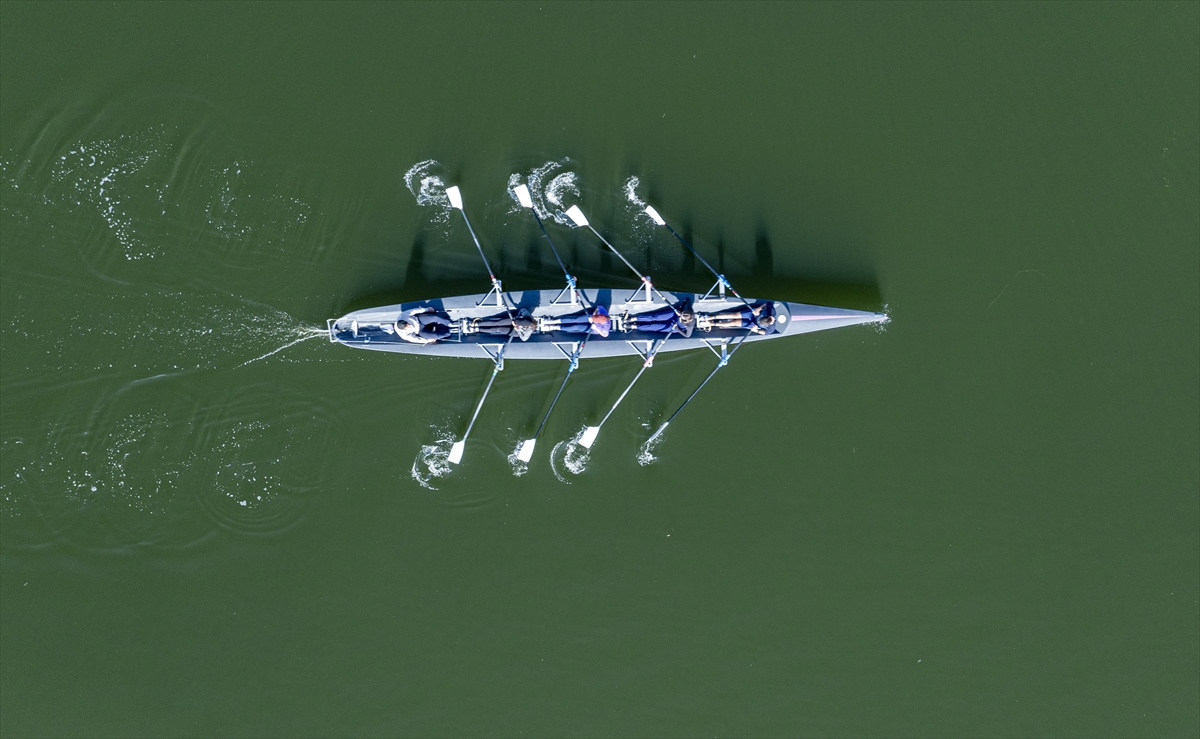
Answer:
1;2;1197;737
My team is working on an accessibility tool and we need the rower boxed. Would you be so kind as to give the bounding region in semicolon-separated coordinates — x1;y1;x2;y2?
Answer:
395;307;453;344
625;301;696;337
542;305;611;337
697;302;777;335
469;308;538;341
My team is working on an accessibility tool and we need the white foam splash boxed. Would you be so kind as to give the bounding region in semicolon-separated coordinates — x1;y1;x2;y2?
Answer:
403;159;451;223
549;427;591;483
412;430;454;490
873;303;891;333
549;439;572;484
518;158;579;226
624;175;647;209
506;441;529;477
637;433;664;466
545;172;580;225
505;172;524;214
563;428;593;475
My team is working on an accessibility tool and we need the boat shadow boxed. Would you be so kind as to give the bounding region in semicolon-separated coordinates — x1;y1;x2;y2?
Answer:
338;229;884;315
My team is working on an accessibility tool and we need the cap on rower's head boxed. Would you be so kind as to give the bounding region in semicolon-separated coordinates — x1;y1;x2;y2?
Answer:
756;314;775;327
396;318;414;331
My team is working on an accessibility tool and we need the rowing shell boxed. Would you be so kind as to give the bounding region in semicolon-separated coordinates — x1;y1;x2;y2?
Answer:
327;287;886;360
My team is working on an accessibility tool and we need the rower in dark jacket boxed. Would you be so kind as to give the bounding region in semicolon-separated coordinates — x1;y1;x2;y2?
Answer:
470;308;538;341
626;301;696;337
543;305;611;337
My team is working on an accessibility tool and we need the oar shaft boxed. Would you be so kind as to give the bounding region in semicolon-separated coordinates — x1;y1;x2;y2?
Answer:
533;365;575;441
461;367;499;442
532;210;571;280
651;332;753;440
596;364;648;429
587;224;680;307
457;210;496;279
587;225;647;282
663;223;754;311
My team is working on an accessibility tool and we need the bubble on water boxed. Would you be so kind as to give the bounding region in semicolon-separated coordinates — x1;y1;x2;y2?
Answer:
412;428;454;490
47;128;165;260
403;159;451;223
506;441;529;477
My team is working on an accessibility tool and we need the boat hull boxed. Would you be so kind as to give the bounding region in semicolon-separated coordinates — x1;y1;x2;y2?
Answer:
328;288;885;360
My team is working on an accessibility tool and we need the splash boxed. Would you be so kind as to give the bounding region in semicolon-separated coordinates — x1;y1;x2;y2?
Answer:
550;427;591;482
873;303;891;333
549;439;571;484
545;172;580;223
403;159;452;223
512;158;580;226
623;175;648;209
637;433;664;466
506;441;529;477
412;429;455;490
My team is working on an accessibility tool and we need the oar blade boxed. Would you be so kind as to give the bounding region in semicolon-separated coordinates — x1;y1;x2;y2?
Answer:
517;439;537;463
579;426;600;449
647;421;669;444
448;440;465;465
565;205;589;227
644;205;666;225
445;185;464;210
514;183;534;209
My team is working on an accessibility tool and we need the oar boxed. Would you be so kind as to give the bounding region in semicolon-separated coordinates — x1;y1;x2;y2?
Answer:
446;185;510;313
646;330;753;445
564;205;677;308
514;184;587;306
579;335;669;448
448;336;513;465
444;184;512;465
643;205;754;312
517;336;589;463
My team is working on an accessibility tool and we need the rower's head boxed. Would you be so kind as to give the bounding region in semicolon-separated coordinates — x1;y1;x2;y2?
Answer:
678;310;695;323
756;314;775;328
395;318;415;333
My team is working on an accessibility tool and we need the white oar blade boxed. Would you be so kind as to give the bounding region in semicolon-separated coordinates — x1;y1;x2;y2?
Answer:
579;426;600;449
448;440;465;465
565;205;589;227
514;183;534;209
648;421;669;444
644;205;666;226
445;185;464;210
517;439;537;462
